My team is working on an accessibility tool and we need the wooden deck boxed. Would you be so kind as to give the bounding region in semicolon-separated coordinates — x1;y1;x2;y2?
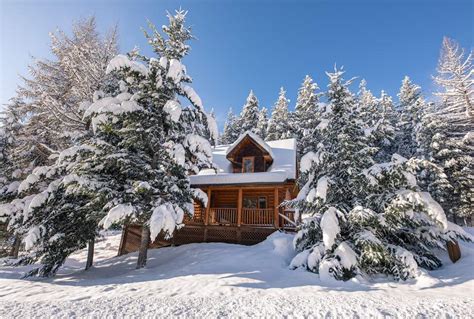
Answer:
118;183;299;256
119;224;290;256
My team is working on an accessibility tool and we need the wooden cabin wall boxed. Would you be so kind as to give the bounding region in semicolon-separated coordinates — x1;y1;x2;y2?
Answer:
231;142;267;173
242;189;275;208
211;190;239;208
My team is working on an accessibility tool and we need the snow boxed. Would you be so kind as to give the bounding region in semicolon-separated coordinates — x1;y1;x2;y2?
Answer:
316;118;329;130
0;230;473;317
166;59;184;84
192;188;208;207
316;176;329;203
300;151;322;173
106;54;149;76
101;204;135;229
206;112;219;145
190;137;296;185
397;190;448;229
163;100;182;122
181;85;203;110
320;207;343;250
23;226;43;251
83;95;145;133
17;173;39;193
150;203;179;241
334;242;358;270
26;191;49;216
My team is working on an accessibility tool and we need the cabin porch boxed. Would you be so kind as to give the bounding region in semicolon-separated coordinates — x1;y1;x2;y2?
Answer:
118;184;298;256
188;185;298;229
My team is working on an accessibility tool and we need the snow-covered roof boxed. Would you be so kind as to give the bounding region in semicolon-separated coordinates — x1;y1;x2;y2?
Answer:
225;131;275;159
190;137;297;186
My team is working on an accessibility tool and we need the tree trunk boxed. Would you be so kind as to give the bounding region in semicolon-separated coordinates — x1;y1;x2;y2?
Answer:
136;226;150;269
85;238;95;270
9;235;21;258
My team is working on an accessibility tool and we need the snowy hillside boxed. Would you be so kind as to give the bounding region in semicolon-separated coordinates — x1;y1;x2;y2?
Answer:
0;230;473;318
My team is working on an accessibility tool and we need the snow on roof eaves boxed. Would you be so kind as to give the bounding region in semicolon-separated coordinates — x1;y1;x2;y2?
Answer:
225;131;275;159
190;137;297;186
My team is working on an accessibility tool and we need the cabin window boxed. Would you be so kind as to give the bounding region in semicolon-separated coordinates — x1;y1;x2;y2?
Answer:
242;157;254;173
243;197;257;208
258;196;267;209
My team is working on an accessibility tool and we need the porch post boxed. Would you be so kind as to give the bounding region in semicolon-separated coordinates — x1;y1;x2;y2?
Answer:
237;188;243;226
204;188;211;226
274;188;279;228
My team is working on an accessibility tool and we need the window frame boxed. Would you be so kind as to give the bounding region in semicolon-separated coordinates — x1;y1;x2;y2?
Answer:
242;156;255;173
258;196;267;209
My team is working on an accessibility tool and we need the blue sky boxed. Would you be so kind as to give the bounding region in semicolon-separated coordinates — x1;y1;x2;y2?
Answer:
1;0;472;128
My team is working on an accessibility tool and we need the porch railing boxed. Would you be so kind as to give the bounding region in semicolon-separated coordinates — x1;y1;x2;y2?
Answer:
188;207;297;229
209;208;238;226
242;208;274;226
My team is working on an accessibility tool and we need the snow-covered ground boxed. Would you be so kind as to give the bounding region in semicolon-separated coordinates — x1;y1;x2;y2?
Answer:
0;230;473;318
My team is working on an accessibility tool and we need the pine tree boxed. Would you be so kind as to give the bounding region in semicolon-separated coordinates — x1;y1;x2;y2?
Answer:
11;10;213;276
288;68;471;281
372;91;397;162
293;75;322;151
417;37;473;223
256;107;268;140
239;90;260;135
0;17;118;262
396;76;425;158
434;37;473;118
220;108;240;144
266;87;290;141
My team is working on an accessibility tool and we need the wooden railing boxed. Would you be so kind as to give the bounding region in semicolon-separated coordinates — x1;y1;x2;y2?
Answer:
187;206;297;229
242;208;274;226
280;209;297;228
209;208;238;226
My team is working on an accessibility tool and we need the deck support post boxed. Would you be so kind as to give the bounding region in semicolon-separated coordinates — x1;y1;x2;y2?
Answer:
274;188;279;229
205;188;211;226
237;188;243;226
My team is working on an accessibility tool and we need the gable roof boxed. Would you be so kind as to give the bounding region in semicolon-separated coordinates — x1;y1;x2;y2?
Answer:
189;137;297;186
225;131;275;160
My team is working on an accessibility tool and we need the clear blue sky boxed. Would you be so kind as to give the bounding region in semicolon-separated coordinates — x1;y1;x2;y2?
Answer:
1;0;472;129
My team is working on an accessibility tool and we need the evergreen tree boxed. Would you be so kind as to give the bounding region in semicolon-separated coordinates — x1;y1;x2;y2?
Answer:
396;76;425;158
356;79;378;126
372;91;397;162
266;87;290;141
293;75;322;151
220;108;240;144
416;38;473;224
239;90;260;135
256;107;268;140
10;10;213;276
288;68;470;281
0;17;118;261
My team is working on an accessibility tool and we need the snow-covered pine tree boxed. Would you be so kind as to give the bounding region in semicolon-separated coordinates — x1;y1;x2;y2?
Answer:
256;107;269;140
0;102;25;257
372;91;397;162
417;37;473;224
220;108;240;144
0;17;118;262
396;76;425;158
356;79;378;127
293;75;322;150
238;90;260;135
198;108;218;146
13;10;214;276
266;87;290;141
288;68;471;282
357;81;397;161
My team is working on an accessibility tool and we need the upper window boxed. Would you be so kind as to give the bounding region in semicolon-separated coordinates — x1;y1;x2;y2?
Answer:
242;157;254;173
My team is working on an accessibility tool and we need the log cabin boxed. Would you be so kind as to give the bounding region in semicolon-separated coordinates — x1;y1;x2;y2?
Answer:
118;131;299;255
